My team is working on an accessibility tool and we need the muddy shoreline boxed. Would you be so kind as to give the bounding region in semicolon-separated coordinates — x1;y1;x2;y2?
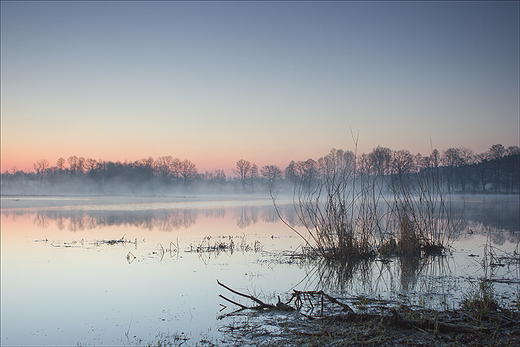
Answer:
216;306;520;346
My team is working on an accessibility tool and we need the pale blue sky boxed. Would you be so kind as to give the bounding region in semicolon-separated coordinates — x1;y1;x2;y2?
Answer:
2;1;519;172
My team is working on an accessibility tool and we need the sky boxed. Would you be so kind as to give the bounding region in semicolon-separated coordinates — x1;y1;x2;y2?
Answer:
1;1;519;174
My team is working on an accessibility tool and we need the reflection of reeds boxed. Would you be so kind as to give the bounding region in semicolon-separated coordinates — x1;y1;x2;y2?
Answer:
150;241;179;261
480;229;520;287
296;248;453;310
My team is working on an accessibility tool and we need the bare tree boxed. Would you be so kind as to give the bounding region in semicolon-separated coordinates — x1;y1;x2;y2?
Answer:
489;144;506;160
33;159;49;175
318;148;355;178
284;160;299;185
67;156;79;173
179;159;197;189
205;169;227;191
261;165;282;190
369;146;392;176
85;158;97;173
488;144;506;192
298;159;318;188
56;157;65;172
77;157;86;174
391;149;415;176
233;159;252;191
475;152;493;191
155;156;174;182
33;159;49;186
457;147;474;191
250;163;258;192
442;148;461;192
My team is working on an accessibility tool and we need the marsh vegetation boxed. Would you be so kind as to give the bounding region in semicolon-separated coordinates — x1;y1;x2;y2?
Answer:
275;143;459;262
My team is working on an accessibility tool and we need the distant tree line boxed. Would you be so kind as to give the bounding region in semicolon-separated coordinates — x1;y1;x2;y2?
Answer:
1;144;518;195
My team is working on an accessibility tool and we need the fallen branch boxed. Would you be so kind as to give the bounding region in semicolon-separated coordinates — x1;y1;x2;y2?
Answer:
217;280;354;316
217;280;276;310
287;290;354;314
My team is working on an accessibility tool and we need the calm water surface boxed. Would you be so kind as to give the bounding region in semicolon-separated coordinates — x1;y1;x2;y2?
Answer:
1;195;519;346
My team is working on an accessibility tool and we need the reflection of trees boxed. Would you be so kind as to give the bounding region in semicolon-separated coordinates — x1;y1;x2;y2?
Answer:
5;199;515;234
33;213;50;228
275;204;302;228
20;209;199;232
204;208;226;219
236;206;253;229
68;215;88;231
454;197;519;231
261;204;279;223
55;217;66;230
4;204;294;231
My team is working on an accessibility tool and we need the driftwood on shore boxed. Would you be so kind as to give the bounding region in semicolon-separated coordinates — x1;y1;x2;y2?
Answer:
216;280;516;338
217;280;277;311
217;280;355;318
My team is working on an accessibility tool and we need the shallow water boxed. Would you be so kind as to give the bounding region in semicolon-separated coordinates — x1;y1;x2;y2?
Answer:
1;195;519;346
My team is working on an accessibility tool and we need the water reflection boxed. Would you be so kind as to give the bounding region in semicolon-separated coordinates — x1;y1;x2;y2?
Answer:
1;204;282;232
300;253;459;309
1;196;519;346
2;195;517;232
2;196;518;298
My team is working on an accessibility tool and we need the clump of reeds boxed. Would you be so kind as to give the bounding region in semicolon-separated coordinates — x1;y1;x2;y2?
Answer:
285;148;381;261
387;164;457;257
188;235;262;254
273;142;456;263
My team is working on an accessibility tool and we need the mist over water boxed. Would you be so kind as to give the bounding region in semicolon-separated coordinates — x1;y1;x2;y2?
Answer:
1;194;519;345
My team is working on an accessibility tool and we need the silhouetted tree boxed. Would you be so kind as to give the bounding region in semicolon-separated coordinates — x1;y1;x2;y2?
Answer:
503;146;520;192
284;160;299;185
456;147;474;191
67;156;79;174
179;159;197;190
33;159;49;176
474;152;493;191
297;159;318;189
318;148;355;178
7;143;518;195
205;169;227;191
85;158;97;174
233;159;252;191
261;165;282;190
489;144;506;192
33;159;49;186
250;163;258;193
442;147;462;192
391;149;415;176
56;157;65;172
155;156;174;183
369;146;392;176
77;157;86;174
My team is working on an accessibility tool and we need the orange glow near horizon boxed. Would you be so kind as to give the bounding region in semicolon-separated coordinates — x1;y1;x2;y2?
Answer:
1;138;512;175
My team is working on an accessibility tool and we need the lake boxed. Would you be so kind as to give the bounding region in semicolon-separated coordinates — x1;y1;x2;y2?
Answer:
1;194;519;346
